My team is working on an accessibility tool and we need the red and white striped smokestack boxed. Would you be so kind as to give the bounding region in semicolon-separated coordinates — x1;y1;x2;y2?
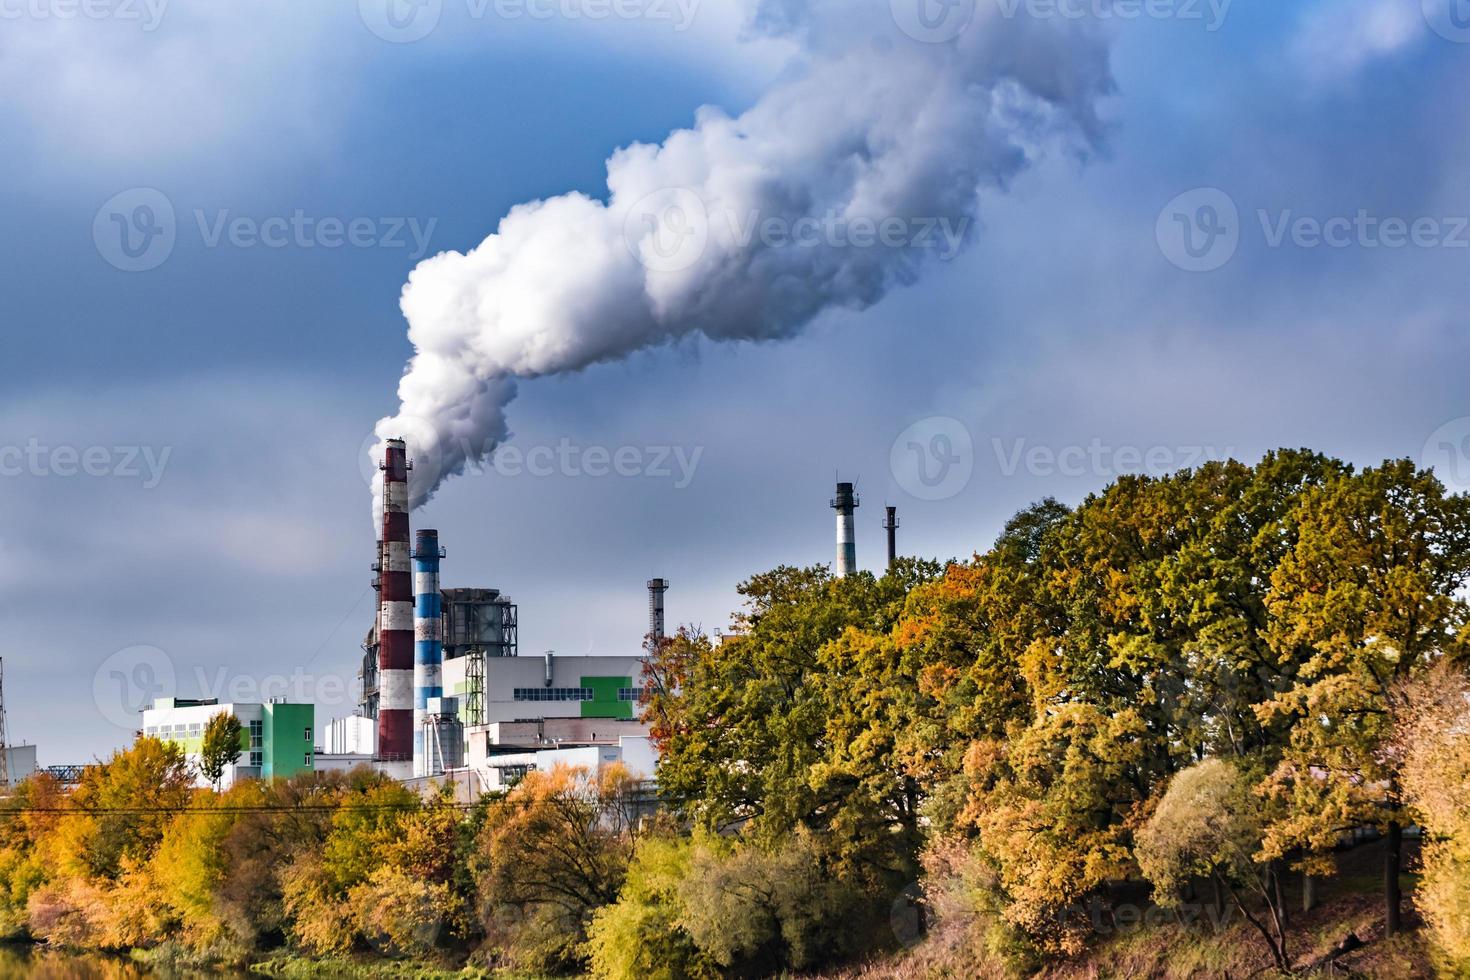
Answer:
377;437;413;778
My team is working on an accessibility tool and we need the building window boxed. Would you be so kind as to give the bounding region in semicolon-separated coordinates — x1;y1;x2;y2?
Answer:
249;751;262;767
618;688;647;702
304;753;312;766
512;687;593;702
304;727;312;742
249;720;263;749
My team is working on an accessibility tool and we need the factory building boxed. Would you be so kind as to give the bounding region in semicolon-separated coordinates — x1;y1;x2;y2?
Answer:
473;738;657;793
142;697;314;789
442;652;649;727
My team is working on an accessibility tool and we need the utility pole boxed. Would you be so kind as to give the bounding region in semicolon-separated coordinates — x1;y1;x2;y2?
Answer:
0;657;10;790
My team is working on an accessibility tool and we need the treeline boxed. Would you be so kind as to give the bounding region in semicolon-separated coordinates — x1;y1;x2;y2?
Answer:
631;451;1470;976
1;451;1468;977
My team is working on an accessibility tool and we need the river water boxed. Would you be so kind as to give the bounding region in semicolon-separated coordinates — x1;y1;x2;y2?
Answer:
0;945;261;979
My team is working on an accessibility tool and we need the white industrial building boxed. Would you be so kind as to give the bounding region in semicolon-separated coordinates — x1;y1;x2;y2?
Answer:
142;697;315;789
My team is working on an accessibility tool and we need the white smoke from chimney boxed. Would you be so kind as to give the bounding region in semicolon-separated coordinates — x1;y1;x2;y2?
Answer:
374;2;1116;514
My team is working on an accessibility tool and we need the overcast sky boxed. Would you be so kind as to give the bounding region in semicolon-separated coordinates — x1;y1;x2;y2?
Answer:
3;0;1469;764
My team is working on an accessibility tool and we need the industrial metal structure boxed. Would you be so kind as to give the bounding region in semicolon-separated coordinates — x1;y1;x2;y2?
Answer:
444;588;518;728
883;505;899;572
360;587;518;728
646;578;669;645
413;529;445;777
375;438;414;778
831;481;860;577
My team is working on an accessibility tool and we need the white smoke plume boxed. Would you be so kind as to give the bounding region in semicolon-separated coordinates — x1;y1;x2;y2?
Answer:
374;1;1116;516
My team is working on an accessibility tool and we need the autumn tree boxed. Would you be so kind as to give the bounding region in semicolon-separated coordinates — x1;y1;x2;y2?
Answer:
1137;760;1292;973
1396;665;1470;969
471;763;639;973
1258;460;1470;935
199;712;243;790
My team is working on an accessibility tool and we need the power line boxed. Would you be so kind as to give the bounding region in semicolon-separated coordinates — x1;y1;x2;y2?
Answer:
0;793;673;818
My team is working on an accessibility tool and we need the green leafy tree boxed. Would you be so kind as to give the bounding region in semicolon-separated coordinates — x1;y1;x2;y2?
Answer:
1258;460;1470;934
199;712;244;790
587;833;721;980
1137;760;1292;973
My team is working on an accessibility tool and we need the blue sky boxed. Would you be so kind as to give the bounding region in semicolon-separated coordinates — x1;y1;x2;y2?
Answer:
3;0;1469;764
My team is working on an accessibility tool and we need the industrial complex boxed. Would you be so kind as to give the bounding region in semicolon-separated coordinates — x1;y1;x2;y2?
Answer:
0;440;900;799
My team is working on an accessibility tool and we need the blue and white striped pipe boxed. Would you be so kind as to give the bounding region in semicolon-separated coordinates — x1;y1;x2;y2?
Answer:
412;529;444;777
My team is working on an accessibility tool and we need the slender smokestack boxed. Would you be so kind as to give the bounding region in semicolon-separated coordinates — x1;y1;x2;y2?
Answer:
831;482;859;578
647;578;669;645
884;506;899;572
377;438;413;778
413;529;444;778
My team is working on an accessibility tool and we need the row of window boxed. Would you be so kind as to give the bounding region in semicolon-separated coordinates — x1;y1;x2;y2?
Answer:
513;687;593;701
511;687;649;702
145;723;203;737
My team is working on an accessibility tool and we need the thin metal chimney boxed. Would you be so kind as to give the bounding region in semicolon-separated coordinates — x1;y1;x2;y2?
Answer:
883;505;899;572
831;481;859;577
376;438;413;779
412;529;445;778
647;578;669;643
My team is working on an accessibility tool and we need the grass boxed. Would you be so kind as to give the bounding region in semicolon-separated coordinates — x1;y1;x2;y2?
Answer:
817;838;1443;980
